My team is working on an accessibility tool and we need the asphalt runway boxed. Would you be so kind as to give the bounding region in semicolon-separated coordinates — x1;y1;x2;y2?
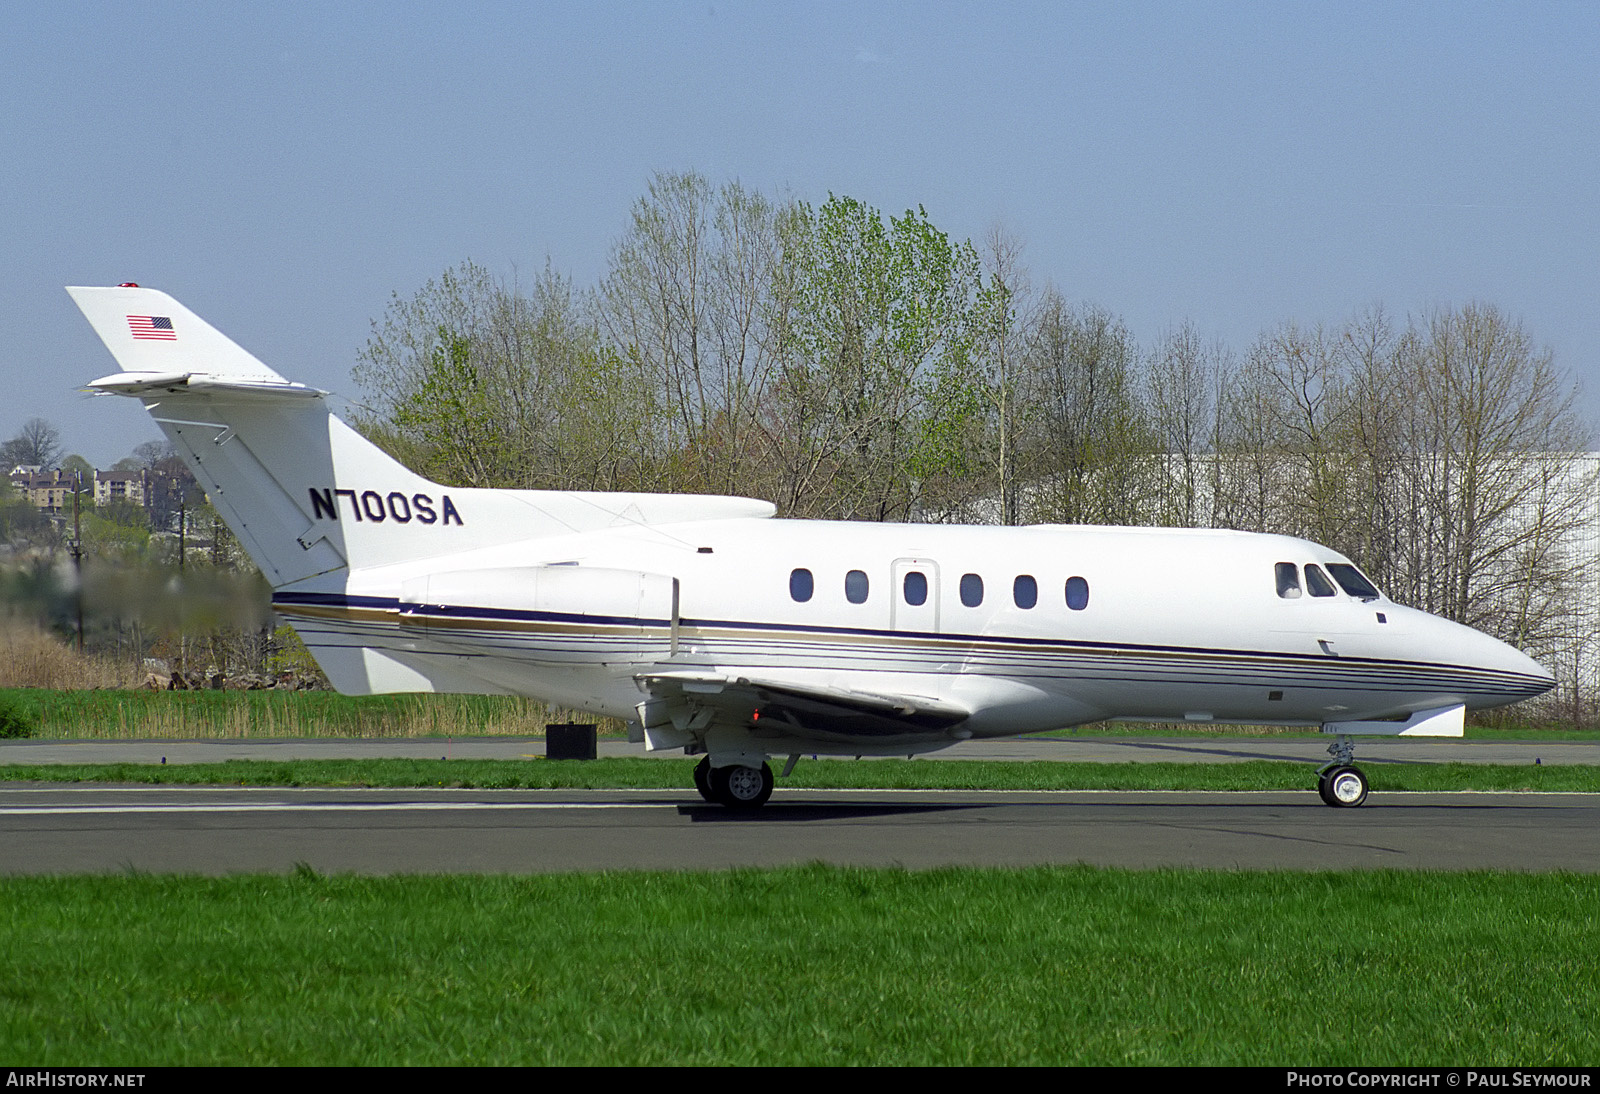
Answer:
2;785;1595;874
2;736;1594;875
3;734;1596;766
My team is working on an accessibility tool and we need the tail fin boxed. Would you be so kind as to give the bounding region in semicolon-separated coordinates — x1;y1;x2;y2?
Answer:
68;284;290;383
69;285;774;588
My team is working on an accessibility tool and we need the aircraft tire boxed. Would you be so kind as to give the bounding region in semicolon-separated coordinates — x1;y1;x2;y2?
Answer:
1321;765;1369;808
711;762;774;809
693;757;715;802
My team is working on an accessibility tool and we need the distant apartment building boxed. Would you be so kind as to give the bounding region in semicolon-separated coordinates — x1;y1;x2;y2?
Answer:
7;464;195;531
93;468;149;508
7;468;80;514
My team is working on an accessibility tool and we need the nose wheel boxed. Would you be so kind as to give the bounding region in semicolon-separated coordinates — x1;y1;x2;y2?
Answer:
1316;735;1369;807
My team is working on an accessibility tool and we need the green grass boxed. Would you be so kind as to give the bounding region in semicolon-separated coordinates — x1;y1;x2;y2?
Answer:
1040;720;1600;741
2;756;1598;793
1;867;1595;1065
0;686;610;739
5;686;1596;740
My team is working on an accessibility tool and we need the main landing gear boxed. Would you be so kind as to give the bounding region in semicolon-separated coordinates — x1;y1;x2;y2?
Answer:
692;757;775;809
1316;735;1369;807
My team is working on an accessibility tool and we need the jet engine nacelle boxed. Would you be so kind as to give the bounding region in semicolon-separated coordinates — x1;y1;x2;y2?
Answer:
398;565;678;647
372;565;680;697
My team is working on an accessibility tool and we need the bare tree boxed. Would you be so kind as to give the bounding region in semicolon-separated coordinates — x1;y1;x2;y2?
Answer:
976;224;1030;525
596;171;785;496
1146;322;1222;527
1015;291;1154;525
132;440;173;469
1;418;63;470
1397;305;1593;650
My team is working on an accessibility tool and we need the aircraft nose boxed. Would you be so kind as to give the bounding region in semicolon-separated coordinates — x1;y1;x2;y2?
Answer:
1432;614;1556;708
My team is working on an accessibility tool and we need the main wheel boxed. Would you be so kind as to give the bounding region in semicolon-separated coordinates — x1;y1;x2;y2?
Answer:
710;762;774;809
692;757;715;802
1320;765;1369;808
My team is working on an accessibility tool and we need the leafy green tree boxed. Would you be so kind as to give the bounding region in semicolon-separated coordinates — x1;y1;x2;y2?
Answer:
0;495;49;548
769;196;985;521
59;455;94;481
79;507;151;561
354;260;650;491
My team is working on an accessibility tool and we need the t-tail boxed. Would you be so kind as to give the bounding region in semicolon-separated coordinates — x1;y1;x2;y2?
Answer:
69;285;774;591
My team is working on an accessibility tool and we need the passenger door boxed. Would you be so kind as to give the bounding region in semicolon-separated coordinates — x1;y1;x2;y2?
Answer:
890;558;940;633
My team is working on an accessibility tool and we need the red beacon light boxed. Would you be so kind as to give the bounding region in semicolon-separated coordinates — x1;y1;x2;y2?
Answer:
117;282;140;288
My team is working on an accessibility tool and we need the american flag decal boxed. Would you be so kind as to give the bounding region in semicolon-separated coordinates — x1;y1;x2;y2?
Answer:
127;315;176;340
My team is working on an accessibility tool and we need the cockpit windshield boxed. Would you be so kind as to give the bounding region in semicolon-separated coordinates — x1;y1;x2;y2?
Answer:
1326;563;1382;601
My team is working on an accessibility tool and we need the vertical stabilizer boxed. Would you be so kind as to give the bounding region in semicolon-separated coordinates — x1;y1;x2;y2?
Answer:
69;285;451;585
70;285;778;590
68;285;288;383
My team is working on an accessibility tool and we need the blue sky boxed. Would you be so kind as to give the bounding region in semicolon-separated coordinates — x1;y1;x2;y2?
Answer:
5;2;1597;465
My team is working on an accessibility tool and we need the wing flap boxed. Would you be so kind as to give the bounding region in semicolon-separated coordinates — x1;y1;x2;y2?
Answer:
638;669;970;741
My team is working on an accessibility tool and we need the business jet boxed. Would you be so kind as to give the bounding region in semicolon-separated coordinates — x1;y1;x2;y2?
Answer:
69;285;1555;808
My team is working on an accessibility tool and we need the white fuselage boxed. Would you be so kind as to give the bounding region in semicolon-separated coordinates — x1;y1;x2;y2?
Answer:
275;518;1553;747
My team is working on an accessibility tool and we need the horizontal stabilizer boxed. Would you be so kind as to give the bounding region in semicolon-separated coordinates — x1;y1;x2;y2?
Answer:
87;371;326;400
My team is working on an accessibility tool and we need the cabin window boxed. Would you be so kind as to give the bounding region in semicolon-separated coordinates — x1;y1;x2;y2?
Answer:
789;568;813;603
1065;576;1090;611
1275;562;1302;599
1062;575;1088;610
1305;564;1337;598
1013;575;1038;609
1327;563;1381;601
903;570;928;606
845;569;870;604
960;573;984;607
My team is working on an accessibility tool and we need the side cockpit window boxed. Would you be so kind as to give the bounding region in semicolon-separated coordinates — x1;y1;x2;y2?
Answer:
1275;562;1302;599
1305;564;1337;597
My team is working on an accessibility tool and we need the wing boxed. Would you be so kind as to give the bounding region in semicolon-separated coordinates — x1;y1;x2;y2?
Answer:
636;669;970;745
